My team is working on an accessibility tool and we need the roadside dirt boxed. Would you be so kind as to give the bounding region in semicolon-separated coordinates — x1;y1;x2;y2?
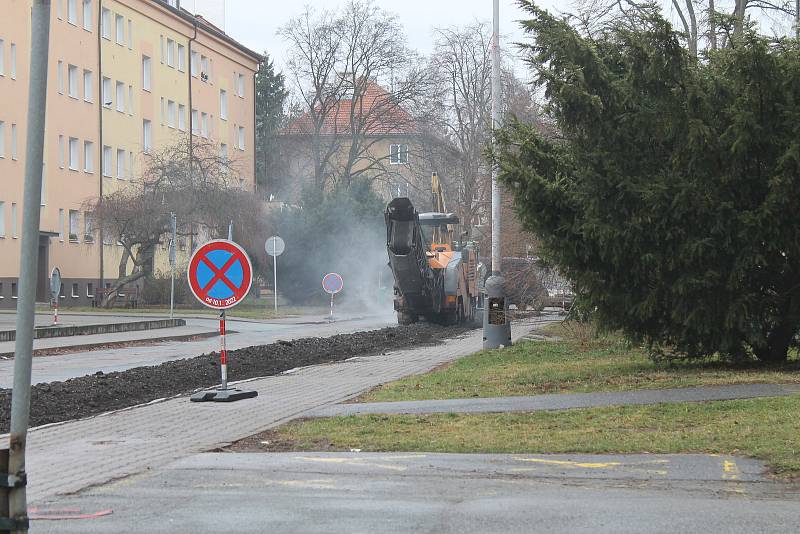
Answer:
0;323;470;433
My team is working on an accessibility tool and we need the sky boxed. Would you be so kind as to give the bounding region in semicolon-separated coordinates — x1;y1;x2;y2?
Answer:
188;0;562;72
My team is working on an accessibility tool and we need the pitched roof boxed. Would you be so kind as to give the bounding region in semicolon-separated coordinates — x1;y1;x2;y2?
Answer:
282;81;416;136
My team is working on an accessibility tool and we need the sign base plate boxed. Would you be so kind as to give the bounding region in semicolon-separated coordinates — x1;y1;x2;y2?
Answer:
190;388;258;403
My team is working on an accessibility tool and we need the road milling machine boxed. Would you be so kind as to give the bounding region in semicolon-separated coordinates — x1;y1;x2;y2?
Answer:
385;173;479;325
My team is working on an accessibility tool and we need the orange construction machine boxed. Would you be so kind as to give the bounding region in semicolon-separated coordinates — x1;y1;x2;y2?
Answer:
384;173;479;325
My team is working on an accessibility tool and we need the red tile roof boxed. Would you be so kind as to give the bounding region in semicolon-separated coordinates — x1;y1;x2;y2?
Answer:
283;81;416;136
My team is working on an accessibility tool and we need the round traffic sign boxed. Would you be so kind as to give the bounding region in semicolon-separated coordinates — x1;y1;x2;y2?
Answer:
265;236;285;257
188;239;253;309
322;272;344;294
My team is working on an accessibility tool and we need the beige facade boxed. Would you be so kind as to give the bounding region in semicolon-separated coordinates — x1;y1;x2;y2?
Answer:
0;0;259;308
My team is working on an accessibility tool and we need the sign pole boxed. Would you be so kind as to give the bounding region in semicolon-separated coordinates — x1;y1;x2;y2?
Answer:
219;310;227;391
52;300;58;326
273;251;278;314
330;293;334;322
169;213;176;320
8;1;51;531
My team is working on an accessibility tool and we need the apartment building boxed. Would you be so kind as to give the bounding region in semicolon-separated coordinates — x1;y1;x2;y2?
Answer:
0;0;260;308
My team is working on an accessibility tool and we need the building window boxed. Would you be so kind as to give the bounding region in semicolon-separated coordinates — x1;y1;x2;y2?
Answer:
166;38;175;67
178;104;186;131
84;212;95;243
177;44;185;71
67;0;77;25
167;100;176;128
87;283;94;297
102;77;112;107
0;39;4;76
67;64;79;98
219;89;227;120
128;85;134;115
11;124;17;160
201;112;208;138
115;14;125;45
71;283;79;298
58;135;65;168
0;121;4;158
11;283;17;299
220;143;228;164
142;119;152;153
191;109;199;135
200;55;209;82
113;148;124;178
127;19;133;49
68;137;79;170
0;202;4;237
83;69;93;102
116;81;125;112
142;55;151;91
57;60;64;93
101;8;111;39
11;203;18;238
82;0;92;31
84;140;94;173
237;73;245;97
58;208;65;240
238;126;245;150
68;210;79;242
159;35;165;63
191;50;199;77
10;43;16;79
390;144;409;164
102;145;112;177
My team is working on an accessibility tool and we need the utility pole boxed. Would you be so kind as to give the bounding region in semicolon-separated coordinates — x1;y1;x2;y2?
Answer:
483;0;512;349
6;1;51;532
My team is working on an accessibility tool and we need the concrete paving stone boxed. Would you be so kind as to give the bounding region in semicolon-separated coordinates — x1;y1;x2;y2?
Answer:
8;318;545;503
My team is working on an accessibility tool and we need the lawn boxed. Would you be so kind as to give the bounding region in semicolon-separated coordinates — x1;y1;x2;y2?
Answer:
258;394;800;478
357;323;800;402
33;302;328;321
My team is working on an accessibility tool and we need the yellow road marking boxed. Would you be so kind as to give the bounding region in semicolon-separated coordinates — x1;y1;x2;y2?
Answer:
722;460;740;480
515;458;622;469
294;456;407;472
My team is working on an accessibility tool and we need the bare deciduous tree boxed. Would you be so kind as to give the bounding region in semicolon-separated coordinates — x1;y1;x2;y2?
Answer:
88;138;265;306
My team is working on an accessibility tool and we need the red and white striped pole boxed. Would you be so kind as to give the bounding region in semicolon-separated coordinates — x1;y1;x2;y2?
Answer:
219;310;228;390
52;300;58;326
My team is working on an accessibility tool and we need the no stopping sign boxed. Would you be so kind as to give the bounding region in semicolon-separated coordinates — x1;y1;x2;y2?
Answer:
188;239;253;309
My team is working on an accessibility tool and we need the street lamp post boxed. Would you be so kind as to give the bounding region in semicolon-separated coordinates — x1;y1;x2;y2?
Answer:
483;0;512;349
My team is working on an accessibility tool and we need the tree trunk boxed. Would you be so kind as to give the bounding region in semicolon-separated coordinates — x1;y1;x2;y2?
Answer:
709;0;717;51
733;0;746;39
752;321;793;363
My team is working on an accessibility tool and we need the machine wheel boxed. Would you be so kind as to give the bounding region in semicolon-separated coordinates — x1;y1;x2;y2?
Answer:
397;311;418;325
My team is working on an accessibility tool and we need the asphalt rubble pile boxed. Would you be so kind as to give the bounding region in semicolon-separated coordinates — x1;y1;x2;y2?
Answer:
0;323;470;433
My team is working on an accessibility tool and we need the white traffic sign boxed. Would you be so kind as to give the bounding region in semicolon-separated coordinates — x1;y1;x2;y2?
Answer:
265;236;285;257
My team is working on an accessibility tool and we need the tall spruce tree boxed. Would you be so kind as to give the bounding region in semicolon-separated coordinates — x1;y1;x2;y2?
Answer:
496;2;800;362
255;52;288;194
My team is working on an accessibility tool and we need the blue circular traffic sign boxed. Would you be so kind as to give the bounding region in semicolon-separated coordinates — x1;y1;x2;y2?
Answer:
322;272;344;294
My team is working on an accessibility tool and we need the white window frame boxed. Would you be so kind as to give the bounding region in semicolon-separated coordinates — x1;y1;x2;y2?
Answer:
0;202;5;237
238;126;245;150
84;140;94;173
58;208;65;241
127;19;133;49
58;135;65;168
116;148;126;179
11;203;18;238
101;8;111;39
82;0;92;31
83;69;93;102
167;100;176;129
178;104;186;131
68;137;79;170
57;60;64;93
84;212;95;243
67;64;79;98
166;38;175;67
102;145;112;177
102;77;112;107
0;121;4;158
201;55;209;82
67;0;78;25
389;144;410;165
10;124;17;160
191;50;199;77
115;14;125;45
142;119;152;153
116;81;125;112
0;40;5;76
142;55;151;91
191;109;199;135
10;43;16;79
177;44;185;71
201;112;208;138
219;89;227;120
68;210;79;242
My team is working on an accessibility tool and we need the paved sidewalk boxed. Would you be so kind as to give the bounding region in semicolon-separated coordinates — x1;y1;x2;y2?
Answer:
16;319;543;503
310;383;800;417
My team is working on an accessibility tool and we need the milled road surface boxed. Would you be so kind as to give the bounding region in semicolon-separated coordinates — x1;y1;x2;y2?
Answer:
33;452;800;534
0;311;396;388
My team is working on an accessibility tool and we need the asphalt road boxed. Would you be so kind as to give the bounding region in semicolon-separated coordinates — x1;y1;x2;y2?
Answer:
32;452;800;533
0;311;397;388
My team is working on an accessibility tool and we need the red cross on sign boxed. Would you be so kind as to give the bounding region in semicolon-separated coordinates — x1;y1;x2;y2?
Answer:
188;239;253;310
